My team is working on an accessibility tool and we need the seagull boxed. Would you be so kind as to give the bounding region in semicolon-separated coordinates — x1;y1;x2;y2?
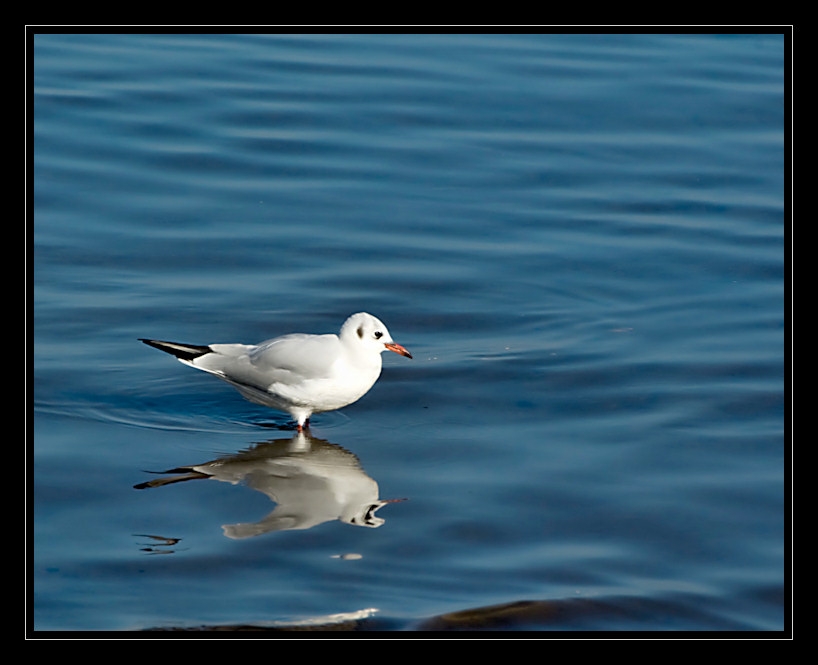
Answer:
140;312;411;429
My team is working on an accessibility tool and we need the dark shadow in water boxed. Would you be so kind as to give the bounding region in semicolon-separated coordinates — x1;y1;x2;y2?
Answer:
134;431;404;538
132;533;186;555
142;594;786;633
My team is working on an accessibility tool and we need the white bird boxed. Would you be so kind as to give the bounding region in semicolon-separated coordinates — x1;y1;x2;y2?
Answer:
140;312;412;429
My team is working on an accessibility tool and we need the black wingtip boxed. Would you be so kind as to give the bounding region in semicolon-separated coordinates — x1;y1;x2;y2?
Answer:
140;338;212;362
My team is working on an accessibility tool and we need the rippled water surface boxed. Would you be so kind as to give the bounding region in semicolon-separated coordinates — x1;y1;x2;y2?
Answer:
32;32;787;633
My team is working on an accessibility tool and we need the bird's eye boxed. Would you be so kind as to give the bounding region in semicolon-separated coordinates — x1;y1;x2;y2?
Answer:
374;331;383;339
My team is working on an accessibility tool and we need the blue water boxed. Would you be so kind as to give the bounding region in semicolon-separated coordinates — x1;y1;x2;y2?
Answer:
31;32;787;633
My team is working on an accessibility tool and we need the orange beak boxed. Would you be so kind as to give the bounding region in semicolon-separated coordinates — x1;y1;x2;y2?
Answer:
384;342;412;359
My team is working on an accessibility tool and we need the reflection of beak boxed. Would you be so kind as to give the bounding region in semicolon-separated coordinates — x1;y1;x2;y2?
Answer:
384;342;412;359
354;498;407;528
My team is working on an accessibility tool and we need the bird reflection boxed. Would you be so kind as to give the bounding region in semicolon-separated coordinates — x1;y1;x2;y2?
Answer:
135;432;403;538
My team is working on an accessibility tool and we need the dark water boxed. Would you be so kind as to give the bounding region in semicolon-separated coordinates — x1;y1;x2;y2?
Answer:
32;33;787;633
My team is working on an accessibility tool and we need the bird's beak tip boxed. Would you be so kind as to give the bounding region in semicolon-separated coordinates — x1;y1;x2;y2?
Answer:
385;342;412;359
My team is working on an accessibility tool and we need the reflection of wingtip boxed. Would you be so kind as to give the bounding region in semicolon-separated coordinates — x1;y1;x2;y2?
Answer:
134;470;210;489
